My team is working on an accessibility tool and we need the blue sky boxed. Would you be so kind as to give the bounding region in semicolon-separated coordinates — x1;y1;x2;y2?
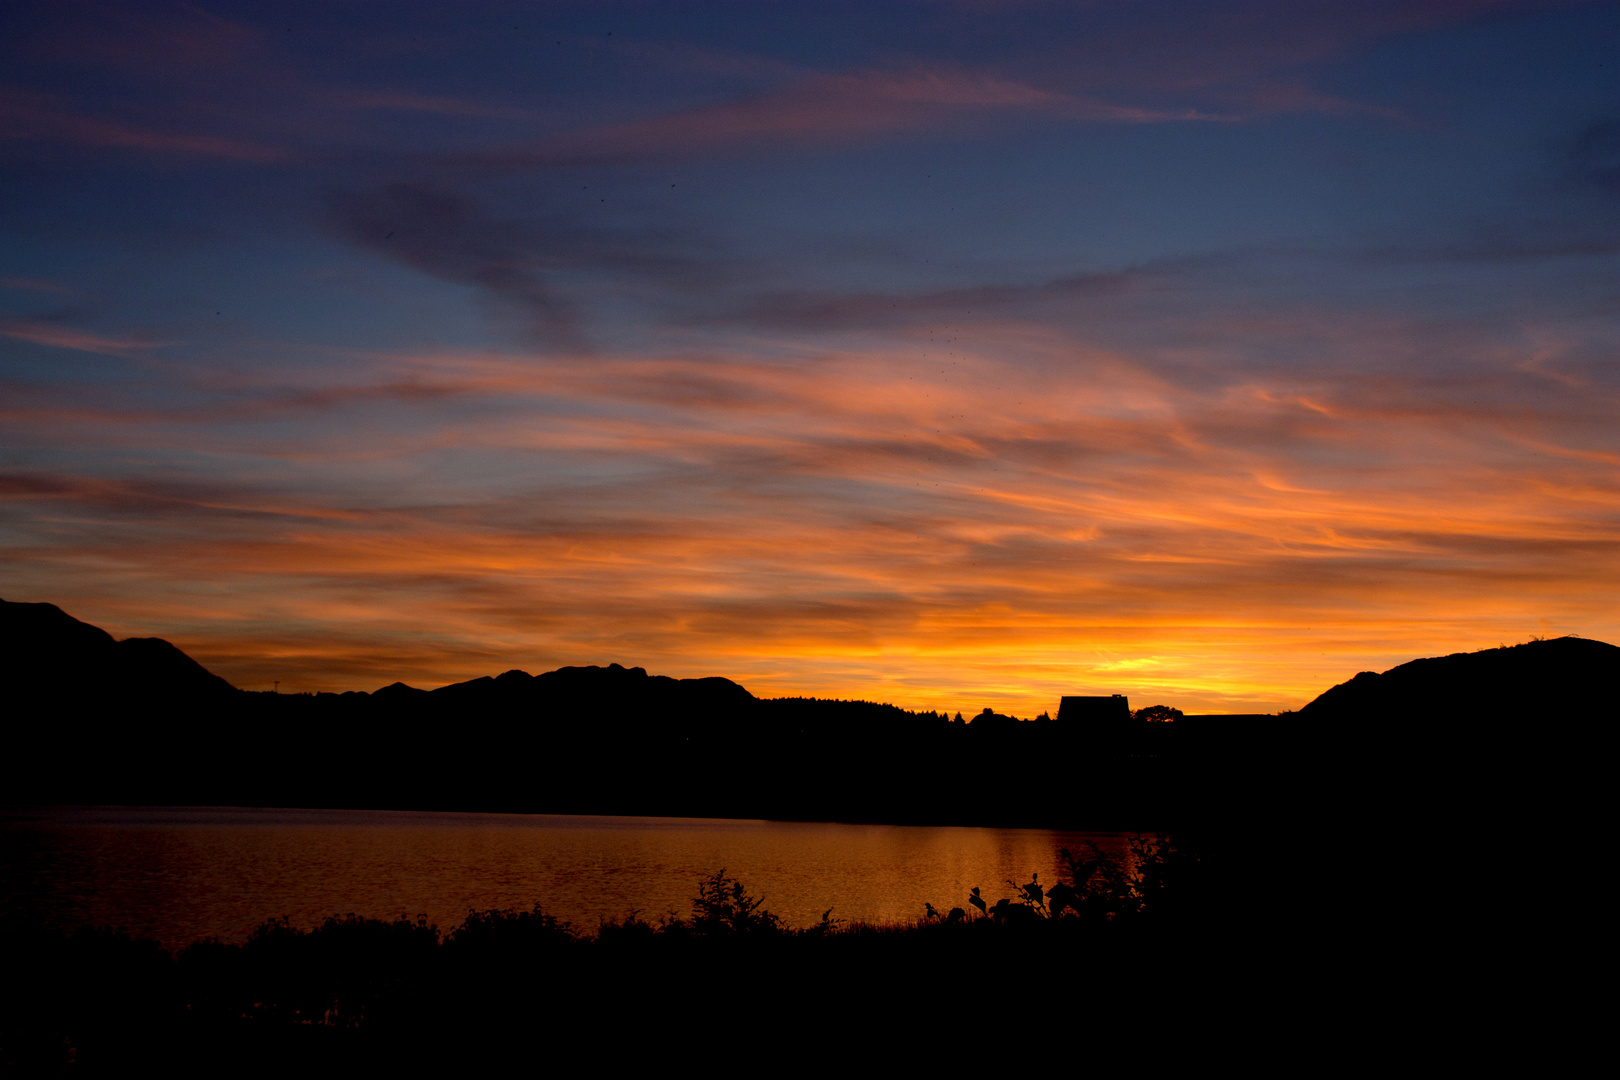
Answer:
4;1;1618;713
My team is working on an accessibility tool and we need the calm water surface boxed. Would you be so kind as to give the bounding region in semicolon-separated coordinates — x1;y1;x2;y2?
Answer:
0;806;1134;950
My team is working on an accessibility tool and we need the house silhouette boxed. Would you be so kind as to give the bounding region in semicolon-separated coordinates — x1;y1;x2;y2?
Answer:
1056;694;1132;735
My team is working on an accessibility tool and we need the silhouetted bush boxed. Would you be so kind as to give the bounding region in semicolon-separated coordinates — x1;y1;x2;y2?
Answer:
1;837;1260;1072
682;869;782;937
446;904;576;956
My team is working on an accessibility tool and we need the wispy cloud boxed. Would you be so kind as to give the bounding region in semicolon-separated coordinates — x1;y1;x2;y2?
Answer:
4;1;1617;714
2;7;524;163
323;181;739;347
0;89;287;161
464;67;1223;168
6;297;1616;712
707;266;1149;331
1;319;169;356
0;277;75;295
335;89;528;119
1003;0;1525;113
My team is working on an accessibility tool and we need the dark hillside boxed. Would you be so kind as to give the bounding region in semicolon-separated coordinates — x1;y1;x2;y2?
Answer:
1298;635;1615;723
1;599;237;703
6;599;1612;834
1297;636;1615;836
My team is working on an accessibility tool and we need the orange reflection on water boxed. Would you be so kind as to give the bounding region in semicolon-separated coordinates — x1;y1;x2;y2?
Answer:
1;807;1137;951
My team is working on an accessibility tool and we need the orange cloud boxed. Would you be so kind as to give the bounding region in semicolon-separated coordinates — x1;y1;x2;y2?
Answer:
5;312;1616;718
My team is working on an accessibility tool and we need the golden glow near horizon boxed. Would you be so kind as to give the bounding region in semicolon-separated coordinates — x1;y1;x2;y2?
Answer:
7;321;1615;716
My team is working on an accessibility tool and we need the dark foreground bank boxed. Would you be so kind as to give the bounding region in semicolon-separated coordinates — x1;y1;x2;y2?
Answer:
1;836;1336;1074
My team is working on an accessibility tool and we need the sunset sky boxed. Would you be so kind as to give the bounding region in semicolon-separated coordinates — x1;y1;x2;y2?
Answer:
4;1;1618;716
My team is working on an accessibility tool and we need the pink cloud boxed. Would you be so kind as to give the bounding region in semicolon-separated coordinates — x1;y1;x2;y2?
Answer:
37;6;265;73
0;92;285;162
474;67;1219;166
996;0;1533;119
0;276;74;295
1;320;169;356
336;89;529;120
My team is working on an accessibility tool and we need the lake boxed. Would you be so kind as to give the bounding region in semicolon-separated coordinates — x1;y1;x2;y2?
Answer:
0;806;1136;950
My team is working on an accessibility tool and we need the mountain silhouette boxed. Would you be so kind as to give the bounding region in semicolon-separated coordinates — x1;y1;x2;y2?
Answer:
1;598;237;702
4;598;1612;831
419;663;757;727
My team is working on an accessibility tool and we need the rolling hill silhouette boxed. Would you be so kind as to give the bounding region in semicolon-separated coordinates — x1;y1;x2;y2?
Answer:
1298;635;1614;722
1295;635;1615;835
3;597;1611;829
